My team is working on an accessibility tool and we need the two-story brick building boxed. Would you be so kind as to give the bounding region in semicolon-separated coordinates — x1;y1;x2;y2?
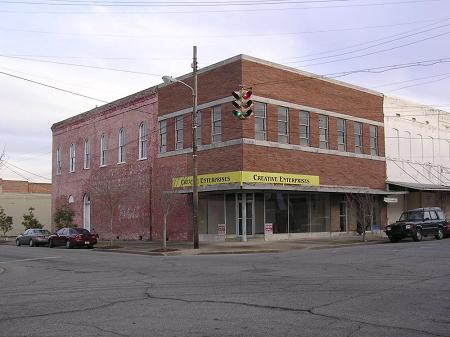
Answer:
52;55;388;241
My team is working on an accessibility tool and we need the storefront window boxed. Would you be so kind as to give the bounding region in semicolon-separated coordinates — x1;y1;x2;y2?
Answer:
311;194;330;232
265;192;288;233
289;194;309;233
225;194;236;235
255;194;265;234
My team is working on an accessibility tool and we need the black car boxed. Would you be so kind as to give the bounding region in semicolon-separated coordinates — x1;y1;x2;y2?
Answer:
16;229;52;247
48;227;97;249
385;207;447;243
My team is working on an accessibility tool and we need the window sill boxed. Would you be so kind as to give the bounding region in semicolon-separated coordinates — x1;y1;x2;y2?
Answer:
117;161;126;165
138;157;148;161
100;164;107;168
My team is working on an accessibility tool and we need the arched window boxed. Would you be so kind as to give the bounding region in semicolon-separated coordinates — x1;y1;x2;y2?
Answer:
138;122;148;160
392;128;400;158
118;128;126;163
56;147;61;175
100;134;108;166
84;138;90;169
69;143;76;172
417;134;423;162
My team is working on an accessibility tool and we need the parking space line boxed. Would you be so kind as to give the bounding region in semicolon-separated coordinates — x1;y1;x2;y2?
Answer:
0;256;61;264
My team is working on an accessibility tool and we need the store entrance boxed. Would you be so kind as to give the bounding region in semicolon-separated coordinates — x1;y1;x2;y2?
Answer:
237;193;254;237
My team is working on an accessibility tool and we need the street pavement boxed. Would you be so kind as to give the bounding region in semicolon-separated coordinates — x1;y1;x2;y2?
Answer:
0;237;449;337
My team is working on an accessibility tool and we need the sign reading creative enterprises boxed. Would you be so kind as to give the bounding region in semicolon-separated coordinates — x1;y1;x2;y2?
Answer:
172;171;319;188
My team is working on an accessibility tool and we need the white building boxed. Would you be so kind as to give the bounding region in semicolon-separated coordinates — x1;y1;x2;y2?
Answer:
384;96;450;223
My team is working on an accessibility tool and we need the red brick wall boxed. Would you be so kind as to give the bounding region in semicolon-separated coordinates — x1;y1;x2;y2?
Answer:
52;94;157;239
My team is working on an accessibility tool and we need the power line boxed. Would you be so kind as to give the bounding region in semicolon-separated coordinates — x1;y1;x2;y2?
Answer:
286;19;450;64
0;17;444;41
4;161;51;181
0;70;108;102
0;54;162;77
0;0;440;14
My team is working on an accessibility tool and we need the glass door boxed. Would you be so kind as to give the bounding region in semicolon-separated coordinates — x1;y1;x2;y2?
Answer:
237;193;254;237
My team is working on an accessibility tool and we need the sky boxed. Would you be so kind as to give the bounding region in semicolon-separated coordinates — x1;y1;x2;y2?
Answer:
0;0;449;183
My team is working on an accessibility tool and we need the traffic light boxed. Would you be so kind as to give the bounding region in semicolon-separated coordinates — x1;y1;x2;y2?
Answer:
232;87;253;119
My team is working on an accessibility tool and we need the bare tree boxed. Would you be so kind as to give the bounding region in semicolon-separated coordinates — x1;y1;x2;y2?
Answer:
90;170;127;245
157;165;184;249
346;193;376;242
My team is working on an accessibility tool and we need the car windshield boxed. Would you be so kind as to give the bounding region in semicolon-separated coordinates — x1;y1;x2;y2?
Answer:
73;228;90;235
36;230;51;235
399;211;423;221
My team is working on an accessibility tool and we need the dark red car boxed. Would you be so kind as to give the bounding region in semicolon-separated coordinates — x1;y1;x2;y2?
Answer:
48;227;97;249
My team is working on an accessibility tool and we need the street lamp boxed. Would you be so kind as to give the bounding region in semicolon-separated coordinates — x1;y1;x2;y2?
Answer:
162;46;199;249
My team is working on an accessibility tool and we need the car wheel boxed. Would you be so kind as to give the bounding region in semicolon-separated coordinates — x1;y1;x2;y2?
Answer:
29;239;34;247
65;240;72;249
48;239;54;248
389;236;399;243
435;227;444;240
16;239;20;246
413;229;423;242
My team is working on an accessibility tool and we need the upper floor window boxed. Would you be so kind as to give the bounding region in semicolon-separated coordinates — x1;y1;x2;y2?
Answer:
370;125;378;156
404;131;412;160
118;128;126;163
175;116;184;150
255;102;267;141
299;111;310;146
278;107;289;144
417;134;424;162
195;111;202;146
392;128;399;158
318;115;328;149
337;118;346;152
100;134;108;166
139;122;148;159
354;122;363;154
212;105;222;143
84;138;90;169
69;143;76;172
159;120;167;153
56;147;61;175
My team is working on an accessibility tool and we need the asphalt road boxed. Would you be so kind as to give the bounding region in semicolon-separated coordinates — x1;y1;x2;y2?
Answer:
0;239;449;337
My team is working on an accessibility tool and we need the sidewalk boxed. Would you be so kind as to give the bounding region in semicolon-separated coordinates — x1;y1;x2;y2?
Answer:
94;233;388;256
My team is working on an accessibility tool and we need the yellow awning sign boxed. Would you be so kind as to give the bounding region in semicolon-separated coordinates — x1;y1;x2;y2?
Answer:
172;171;319;188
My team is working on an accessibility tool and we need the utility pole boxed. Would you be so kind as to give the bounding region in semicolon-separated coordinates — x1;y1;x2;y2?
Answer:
192;46;199;249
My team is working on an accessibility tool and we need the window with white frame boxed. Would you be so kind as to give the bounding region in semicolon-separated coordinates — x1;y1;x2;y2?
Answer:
369;125;378;156
159;120;167;153
337;118;346;152
84;138;90;169
354;122;363;154
195;111;202;145
100;134;107;166
175;116;184;150
139;122;148;159
299;111;310;146
118;128;126;163
278;107;289;144
318;115;328;149
69;143;76;172
212;105;222;143
255;102;267;141
56;147;61;175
